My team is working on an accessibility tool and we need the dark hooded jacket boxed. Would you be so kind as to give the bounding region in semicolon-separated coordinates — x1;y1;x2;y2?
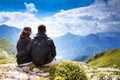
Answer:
31;32;57;65
16;37;32;64
35;32;56;58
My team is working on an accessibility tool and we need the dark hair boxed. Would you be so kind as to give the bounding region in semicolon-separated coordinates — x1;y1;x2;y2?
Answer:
19;27;31;40
38;24;46;33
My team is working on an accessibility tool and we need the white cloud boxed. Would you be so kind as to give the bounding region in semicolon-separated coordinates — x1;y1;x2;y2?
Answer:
41;0;120;36
0;0;120;37
108;0;120;14
0;12;40;34
24;2;38;13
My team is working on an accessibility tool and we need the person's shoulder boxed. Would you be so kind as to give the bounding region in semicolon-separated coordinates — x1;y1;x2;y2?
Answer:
47;37;53;41
16;39;26;47
30;38;36;43
17;38;26;43
47;37;55;45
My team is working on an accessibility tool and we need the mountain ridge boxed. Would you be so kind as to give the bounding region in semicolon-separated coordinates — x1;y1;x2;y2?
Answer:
54;32;120;60
0;25;120;61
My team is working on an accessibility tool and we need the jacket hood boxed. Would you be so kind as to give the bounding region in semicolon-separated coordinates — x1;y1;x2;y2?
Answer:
36;32;48;38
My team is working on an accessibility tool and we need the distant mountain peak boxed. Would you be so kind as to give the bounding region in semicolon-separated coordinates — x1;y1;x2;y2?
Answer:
62;32;81;38
0;24;7;26
54;31;120;60
65;32;73;35
0;24;20;30
0;25;21;44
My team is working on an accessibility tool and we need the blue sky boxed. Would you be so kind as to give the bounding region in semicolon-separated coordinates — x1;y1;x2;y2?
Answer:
0;0;94;16
0;0;120;37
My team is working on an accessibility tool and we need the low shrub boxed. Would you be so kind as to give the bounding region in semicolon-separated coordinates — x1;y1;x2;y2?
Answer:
55;61;88;80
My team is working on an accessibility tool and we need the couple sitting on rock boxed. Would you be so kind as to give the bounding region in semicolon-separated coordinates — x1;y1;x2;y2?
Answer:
16;24;62;67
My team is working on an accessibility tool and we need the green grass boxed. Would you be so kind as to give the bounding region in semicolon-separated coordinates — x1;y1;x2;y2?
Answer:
87;48;120;68
0;38;15;64
0;48;6;59
0;59;15;64
0;48;15;64
0;38;14;53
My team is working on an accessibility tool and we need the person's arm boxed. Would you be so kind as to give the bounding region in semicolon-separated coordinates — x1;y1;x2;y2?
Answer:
16;40;33;58
16;50;25;58
25;40;33;54
16;40;25;58
50;39;56;58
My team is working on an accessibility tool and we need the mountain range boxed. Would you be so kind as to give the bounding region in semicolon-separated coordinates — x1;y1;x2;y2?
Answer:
54;32;120;61
0;25;120;61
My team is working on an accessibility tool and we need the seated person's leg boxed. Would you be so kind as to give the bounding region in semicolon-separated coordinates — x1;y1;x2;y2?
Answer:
18;61;33;67
43;57;63;67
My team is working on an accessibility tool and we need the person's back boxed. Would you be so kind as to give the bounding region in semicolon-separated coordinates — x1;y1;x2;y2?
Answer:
31;24;56;66
16;27;32;66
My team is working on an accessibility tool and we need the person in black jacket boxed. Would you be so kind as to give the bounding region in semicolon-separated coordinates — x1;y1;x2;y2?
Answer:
16;27;32;66
30;24;57;66
35;24;62;66
37;24;56;59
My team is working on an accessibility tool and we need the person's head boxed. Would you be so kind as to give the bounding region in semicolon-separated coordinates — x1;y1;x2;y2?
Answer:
19;27;32;40
38;24;46;33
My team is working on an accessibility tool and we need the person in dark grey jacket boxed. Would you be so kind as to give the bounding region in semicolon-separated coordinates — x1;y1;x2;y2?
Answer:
28;24;56;66
16;27;32;66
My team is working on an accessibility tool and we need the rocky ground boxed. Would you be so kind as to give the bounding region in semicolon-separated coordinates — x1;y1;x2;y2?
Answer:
0;63;50;80
80;62;120;80
0;62;120;80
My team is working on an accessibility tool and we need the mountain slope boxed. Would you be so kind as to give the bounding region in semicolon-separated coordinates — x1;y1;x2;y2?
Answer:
0;48;14;64
86;48;120;68
0;48;6;59
0;25;21;44
0;38;14;53
54;33;81;59
54;32;120;60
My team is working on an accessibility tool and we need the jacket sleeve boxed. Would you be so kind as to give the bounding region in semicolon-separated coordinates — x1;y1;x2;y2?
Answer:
16;50;26;58
16;40;25;58
50;39;56;58
25;40;34;54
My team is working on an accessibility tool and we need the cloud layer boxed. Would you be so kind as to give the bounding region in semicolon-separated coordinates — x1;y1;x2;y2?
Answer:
0;0;120;37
